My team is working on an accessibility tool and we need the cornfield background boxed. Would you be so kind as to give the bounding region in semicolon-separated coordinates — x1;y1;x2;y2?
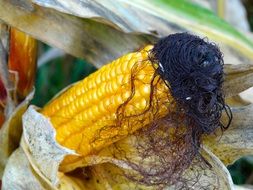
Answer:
1;0;253;189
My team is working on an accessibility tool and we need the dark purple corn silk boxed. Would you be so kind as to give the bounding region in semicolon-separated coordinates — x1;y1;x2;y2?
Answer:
152;33;232;135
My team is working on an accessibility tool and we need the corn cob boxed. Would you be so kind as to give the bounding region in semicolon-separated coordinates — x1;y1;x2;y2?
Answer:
41;45;173;168
41;32;229;174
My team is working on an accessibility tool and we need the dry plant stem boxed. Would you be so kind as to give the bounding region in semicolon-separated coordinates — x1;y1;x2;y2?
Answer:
0;23;15;119
0;23;9;89
0;22;9;52
8;28;37;100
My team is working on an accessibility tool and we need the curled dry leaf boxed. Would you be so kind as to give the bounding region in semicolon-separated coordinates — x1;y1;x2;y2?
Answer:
223;63;253;107
2;145;91;190
2;148;50;190
60;136;234;189
234;185;253;190
21;106;76;186
2;106;82;190
240;87;253;104
204;104;253;166
184;148;234;189
0;0;156;68
57;173;92;190
8;0;35;12
0;90;34;177
58;129;234;189
224;64;253;98
1;105;236;189
77;164;150;190
32;0;253;59
0;0;252;67
225;95;250;107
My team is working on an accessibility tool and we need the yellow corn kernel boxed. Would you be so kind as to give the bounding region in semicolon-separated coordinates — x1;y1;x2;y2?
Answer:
41;45;174;170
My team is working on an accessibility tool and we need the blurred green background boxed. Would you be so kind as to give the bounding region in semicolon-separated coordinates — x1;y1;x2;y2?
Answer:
31;0;253;186
32;45;97;107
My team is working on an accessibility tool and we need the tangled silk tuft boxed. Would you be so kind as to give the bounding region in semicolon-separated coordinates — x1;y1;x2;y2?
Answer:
115;33;232;188
152;33;232;135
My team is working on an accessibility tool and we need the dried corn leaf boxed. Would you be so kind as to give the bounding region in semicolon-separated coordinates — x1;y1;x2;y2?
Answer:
2;106;236;189
80;164;152;190
8;0;34;11
59;133;234;189
2;145;104;190
0;90;34;177
224;64;253;98
0;0;156;68
21;106;75;186
32;0;253;60
234;185;253;190
240;87;253;104
0;0;252;67
204;104;253;165
88;142;233;189
2;148;50;190
2;141;88;190
181;148;234;189
57;173;91;190
225;96;250;107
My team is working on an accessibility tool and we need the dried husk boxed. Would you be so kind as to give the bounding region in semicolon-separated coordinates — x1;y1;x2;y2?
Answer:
0;90;34;177
0;106;236;189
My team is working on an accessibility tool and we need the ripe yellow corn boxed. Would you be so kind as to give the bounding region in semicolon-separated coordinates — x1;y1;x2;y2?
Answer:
41;45;174;168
